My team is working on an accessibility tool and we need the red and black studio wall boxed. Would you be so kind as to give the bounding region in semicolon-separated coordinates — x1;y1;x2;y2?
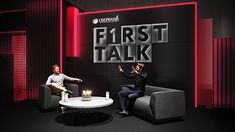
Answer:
63;2;196;107
0;0;27;104
213;38;235;108
0;0;234;109
27;0;63;100
197;0;235;109
0;0;63;102
0;34;14;105
211;0;235;109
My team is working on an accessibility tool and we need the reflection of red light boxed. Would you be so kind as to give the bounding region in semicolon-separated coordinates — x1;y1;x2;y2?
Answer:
76;2;198;107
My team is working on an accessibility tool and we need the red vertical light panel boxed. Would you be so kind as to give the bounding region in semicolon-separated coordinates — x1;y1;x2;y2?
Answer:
12;34;27;102
198;18;213;109
66;7;79;57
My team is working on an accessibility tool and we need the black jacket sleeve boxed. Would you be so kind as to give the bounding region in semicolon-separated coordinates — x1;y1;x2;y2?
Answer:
139;72;148;79
121;71;136;79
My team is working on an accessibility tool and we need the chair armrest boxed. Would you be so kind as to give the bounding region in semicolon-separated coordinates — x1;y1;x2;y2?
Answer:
150;90;185;120
39;85;52;109
120;84;134;88
65;83;79;97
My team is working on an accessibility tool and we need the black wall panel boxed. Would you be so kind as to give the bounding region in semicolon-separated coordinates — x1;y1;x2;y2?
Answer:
27;0;61;99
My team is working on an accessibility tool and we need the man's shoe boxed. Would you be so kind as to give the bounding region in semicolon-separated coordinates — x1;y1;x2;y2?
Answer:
118;110;129;116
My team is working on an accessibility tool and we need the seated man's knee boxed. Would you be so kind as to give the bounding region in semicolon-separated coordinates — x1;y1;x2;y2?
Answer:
121;86;130;91
128;94;139;99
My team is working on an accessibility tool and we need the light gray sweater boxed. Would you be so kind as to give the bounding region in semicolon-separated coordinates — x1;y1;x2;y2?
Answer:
46;73;77;86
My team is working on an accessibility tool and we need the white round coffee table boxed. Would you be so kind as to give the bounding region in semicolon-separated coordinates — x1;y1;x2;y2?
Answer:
59;96;113;109
58;96;113;126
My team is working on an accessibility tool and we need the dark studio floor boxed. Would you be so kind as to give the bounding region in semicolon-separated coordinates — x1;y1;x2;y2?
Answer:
1;101;235;132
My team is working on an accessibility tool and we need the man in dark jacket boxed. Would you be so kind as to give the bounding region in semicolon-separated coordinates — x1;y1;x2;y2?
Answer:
118;63;148;116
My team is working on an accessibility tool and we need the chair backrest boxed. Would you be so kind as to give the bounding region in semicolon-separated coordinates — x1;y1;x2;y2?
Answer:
144;85;173;96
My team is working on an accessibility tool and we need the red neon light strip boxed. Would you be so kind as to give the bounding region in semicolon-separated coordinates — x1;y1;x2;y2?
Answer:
79;2;197;15
60;0;63;72
0;9;27;14
78;2;198;107
0;30;26;34
194;2;198;108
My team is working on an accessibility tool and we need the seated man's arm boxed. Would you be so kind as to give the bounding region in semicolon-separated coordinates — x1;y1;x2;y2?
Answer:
118;65;136;79
63;74;82;82
45;76;52;86
121;71;136;79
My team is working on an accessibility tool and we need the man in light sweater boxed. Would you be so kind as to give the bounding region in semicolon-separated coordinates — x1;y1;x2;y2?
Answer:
46;65;82;97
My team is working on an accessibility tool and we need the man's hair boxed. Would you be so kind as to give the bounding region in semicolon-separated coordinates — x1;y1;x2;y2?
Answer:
137;63;145;70
51;65;59;71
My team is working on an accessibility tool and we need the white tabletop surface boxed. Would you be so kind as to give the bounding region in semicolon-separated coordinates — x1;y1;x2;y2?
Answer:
59;96;113;109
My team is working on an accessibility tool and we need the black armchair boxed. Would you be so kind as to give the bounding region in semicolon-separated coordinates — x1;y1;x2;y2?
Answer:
38;83;79;110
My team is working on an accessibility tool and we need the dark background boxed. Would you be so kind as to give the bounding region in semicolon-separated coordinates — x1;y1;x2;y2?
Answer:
0;0;234;108
64;5;195;106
